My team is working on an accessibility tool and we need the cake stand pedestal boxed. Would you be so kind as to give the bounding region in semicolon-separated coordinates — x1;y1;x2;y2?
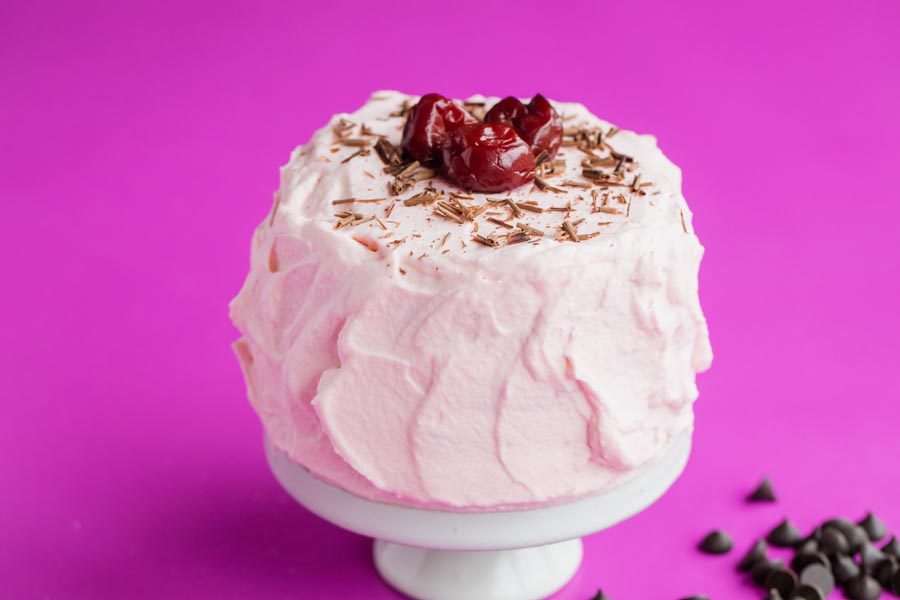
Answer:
265;434;691;600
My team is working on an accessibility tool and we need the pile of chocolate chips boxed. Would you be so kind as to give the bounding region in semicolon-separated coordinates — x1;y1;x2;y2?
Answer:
695;478;900;600
589;478;899;599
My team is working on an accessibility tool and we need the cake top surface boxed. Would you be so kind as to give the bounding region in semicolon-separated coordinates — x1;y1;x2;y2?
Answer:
271;91;692;258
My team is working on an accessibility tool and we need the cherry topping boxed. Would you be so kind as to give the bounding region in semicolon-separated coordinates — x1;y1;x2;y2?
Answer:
440;122;535;193
401;93;477;166
485;94;563;158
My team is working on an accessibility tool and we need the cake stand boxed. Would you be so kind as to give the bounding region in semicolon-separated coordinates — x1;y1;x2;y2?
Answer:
265;433;691;600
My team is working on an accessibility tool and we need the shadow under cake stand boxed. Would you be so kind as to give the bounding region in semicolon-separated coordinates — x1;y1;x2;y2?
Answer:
265;433;691;600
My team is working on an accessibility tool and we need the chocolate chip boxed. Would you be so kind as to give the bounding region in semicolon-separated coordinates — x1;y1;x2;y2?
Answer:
893;569;900;595
677;597;709;600
765;567;799;596
769;520;804;547
763;589;785;600
754;560;786;586
822;518;870;553
800;563;835;596
588;589;612;600
845;575;882;600
861;542;888;571
823;518;857;539
699;530;733;554
789;583;824;600
883;536;900;559
797;527;822;552
821;526;851;555
806;526;824;544
792;551;829;573
872;557;898;587
749;477;777;502
833;554;862;584
859;513;888;542
850;526;873;554
739;539;769;571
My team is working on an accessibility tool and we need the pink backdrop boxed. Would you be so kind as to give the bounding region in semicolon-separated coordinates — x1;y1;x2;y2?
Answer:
2;1;899;598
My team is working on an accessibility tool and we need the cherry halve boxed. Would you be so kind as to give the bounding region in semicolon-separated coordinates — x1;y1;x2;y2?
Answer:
484;94;563;158
400;93;477;167
440;122;536;193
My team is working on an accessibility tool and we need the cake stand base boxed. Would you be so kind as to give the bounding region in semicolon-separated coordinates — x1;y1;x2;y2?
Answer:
265;433;690;600
373;538;582;600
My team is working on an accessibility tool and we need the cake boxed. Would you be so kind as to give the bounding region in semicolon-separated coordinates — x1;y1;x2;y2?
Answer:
229;91;712;511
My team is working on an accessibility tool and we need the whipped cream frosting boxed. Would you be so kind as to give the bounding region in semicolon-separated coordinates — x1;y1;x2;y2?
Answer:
230;91;712;511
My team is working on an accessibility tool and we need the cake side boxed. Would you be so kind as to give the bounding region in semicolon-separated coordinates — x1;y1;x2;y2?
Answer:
229;91;713;510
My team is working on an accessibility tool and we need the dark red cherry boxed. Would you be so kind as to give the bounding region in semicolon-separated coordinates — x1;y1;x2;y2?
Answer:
440;122;535;193
485;94;563;158
401;93;477;166
482;96;526;126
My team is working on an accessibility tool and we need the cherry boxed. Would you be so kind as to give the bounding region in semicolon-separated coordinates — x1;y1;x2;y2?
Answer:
401;93;477;166
440;122;535;193
484;94;563;158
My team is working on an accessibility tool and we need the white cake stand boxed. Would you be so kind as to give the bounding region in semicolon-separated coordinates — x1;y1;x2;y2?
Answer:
265;433;691;600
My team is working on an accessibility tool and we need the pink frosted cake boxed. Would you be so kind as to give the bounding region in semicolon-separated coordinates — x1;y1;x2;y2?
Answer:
230;91;712;511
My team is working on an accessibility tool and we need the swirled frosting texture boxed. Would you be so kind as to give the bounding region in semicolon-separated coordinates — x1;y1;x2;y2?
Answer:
230;91;712;510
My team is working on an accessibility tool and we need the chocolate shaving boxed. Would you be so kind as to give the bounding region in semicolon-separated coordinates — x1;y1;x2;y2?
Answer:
394;160;421;178
517;202;544;214
462;203;488;220
374;138;402;166
403;192;435;207
631;174;642;193
434;205;464;223
487;217;513;229
516;222;545;237
332;197;386;205
410;168;436;182
472;234;499;247
390;100;412;118
341;148;370;164
564;180;592;189
506;231;530;244
562;220;580;242
535;176;565;193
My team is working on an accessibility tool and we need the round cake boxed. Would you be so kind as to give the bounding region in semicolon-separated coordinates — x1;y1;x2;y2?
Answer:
230;91;712;511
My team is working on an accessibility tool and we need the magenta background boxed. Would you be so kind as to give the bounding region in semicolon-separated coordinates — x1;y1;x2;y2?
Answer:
2;1;899;598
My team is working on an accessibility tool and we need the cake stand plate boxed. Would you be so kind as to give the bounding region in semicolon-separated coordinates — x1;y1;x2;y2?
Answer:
265;433;691;600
